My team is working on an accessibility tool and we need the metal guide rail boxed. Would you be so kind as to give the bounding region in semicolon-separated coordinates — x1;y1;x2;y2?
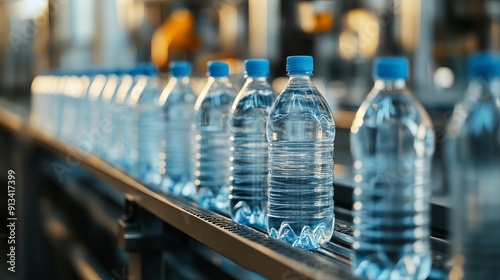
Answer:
0;103;448;279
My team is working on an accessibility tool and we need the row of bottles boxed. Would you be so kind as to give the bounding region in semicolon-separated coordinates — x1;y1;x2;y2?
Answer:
30;52;500;280
31;65;163;181
30;56;335;250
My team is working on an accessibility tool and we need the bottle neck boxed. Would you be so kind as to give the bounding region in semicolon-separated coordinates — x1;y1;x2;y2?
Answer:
471;76;500;88
164;76;191;93
374;79;407;93
245;76;269;87
210;76;230;83
470;77;500;100
208;76;232;89
286;75;314;89
171;76;191;85
203;76;233;94
492;78;500;101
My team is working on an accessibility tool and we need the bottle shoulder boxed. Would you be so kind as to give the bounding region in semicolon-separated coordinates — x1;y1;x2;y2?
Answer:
195;90;236;111
354;91;433;128
129;76;162;106
350;91;435;157
136;87;161;104
231;88;277;116
266;88;335;143
159;82;197;108
268;88;334;123
447;93;500;140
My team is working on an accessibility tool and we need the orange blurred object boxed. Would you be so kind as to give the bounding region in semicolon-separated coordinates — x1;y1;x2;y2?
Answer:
314;12;334;33
298;2;334;34
151;9;201;69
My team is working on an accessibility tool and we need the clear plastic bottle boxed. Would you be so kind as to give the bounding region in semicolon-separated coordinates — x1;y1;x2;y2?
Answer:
91;70;120;157
350;57;435;279
194;61;237;212
267;55;335;250
84;72;108;153
47;74;61;135
158;61;197;198
74;73;92;148
229;59;277;229
60;73;85;144
111;67;141;170
30;74;47;129
128;64;164;187
447;53;500;280
99;70;121;160
57;73;70;141
31;73;58;132
54;73;68;139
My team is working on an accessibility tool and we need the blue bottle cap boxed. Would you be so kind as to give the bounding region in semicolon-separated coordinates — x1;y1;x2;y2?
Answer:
59;69;75;76
245;59;269;77
207;61;229;77
49;68;66;76
86;67;102;77
140;63;159;76
373;57;409;80
124;66;142;76
170;61;192;77
100;68;116;76
113;68;126;76
468;52;500;80
286;55;313;75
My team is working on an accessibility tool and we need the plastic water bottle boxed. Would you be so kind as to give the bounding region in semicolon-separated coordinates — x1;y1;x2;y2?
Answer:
46;73;63;136
72;73;90;148
447;53;500;280
267;55;335;250
158;61;197;198
30;74;47;129
93;71;120;157
129;64;164;187
50;75;63;135
229;59;277;228
84;73;108;153
110;67;141;169
194;61;237;212
350;57;435;279
54;74;68;138
31;74;56;131
56;74;69;140
100;71;122;160
60;74;85;143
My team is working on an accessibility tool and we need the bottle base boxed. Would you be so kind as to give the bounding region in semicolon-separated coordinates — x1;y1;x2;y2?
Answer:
197;185;230;214
267;219;334;250
353;250;431;280
133;170;162;191
160;177;196;200
230;200;266;230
